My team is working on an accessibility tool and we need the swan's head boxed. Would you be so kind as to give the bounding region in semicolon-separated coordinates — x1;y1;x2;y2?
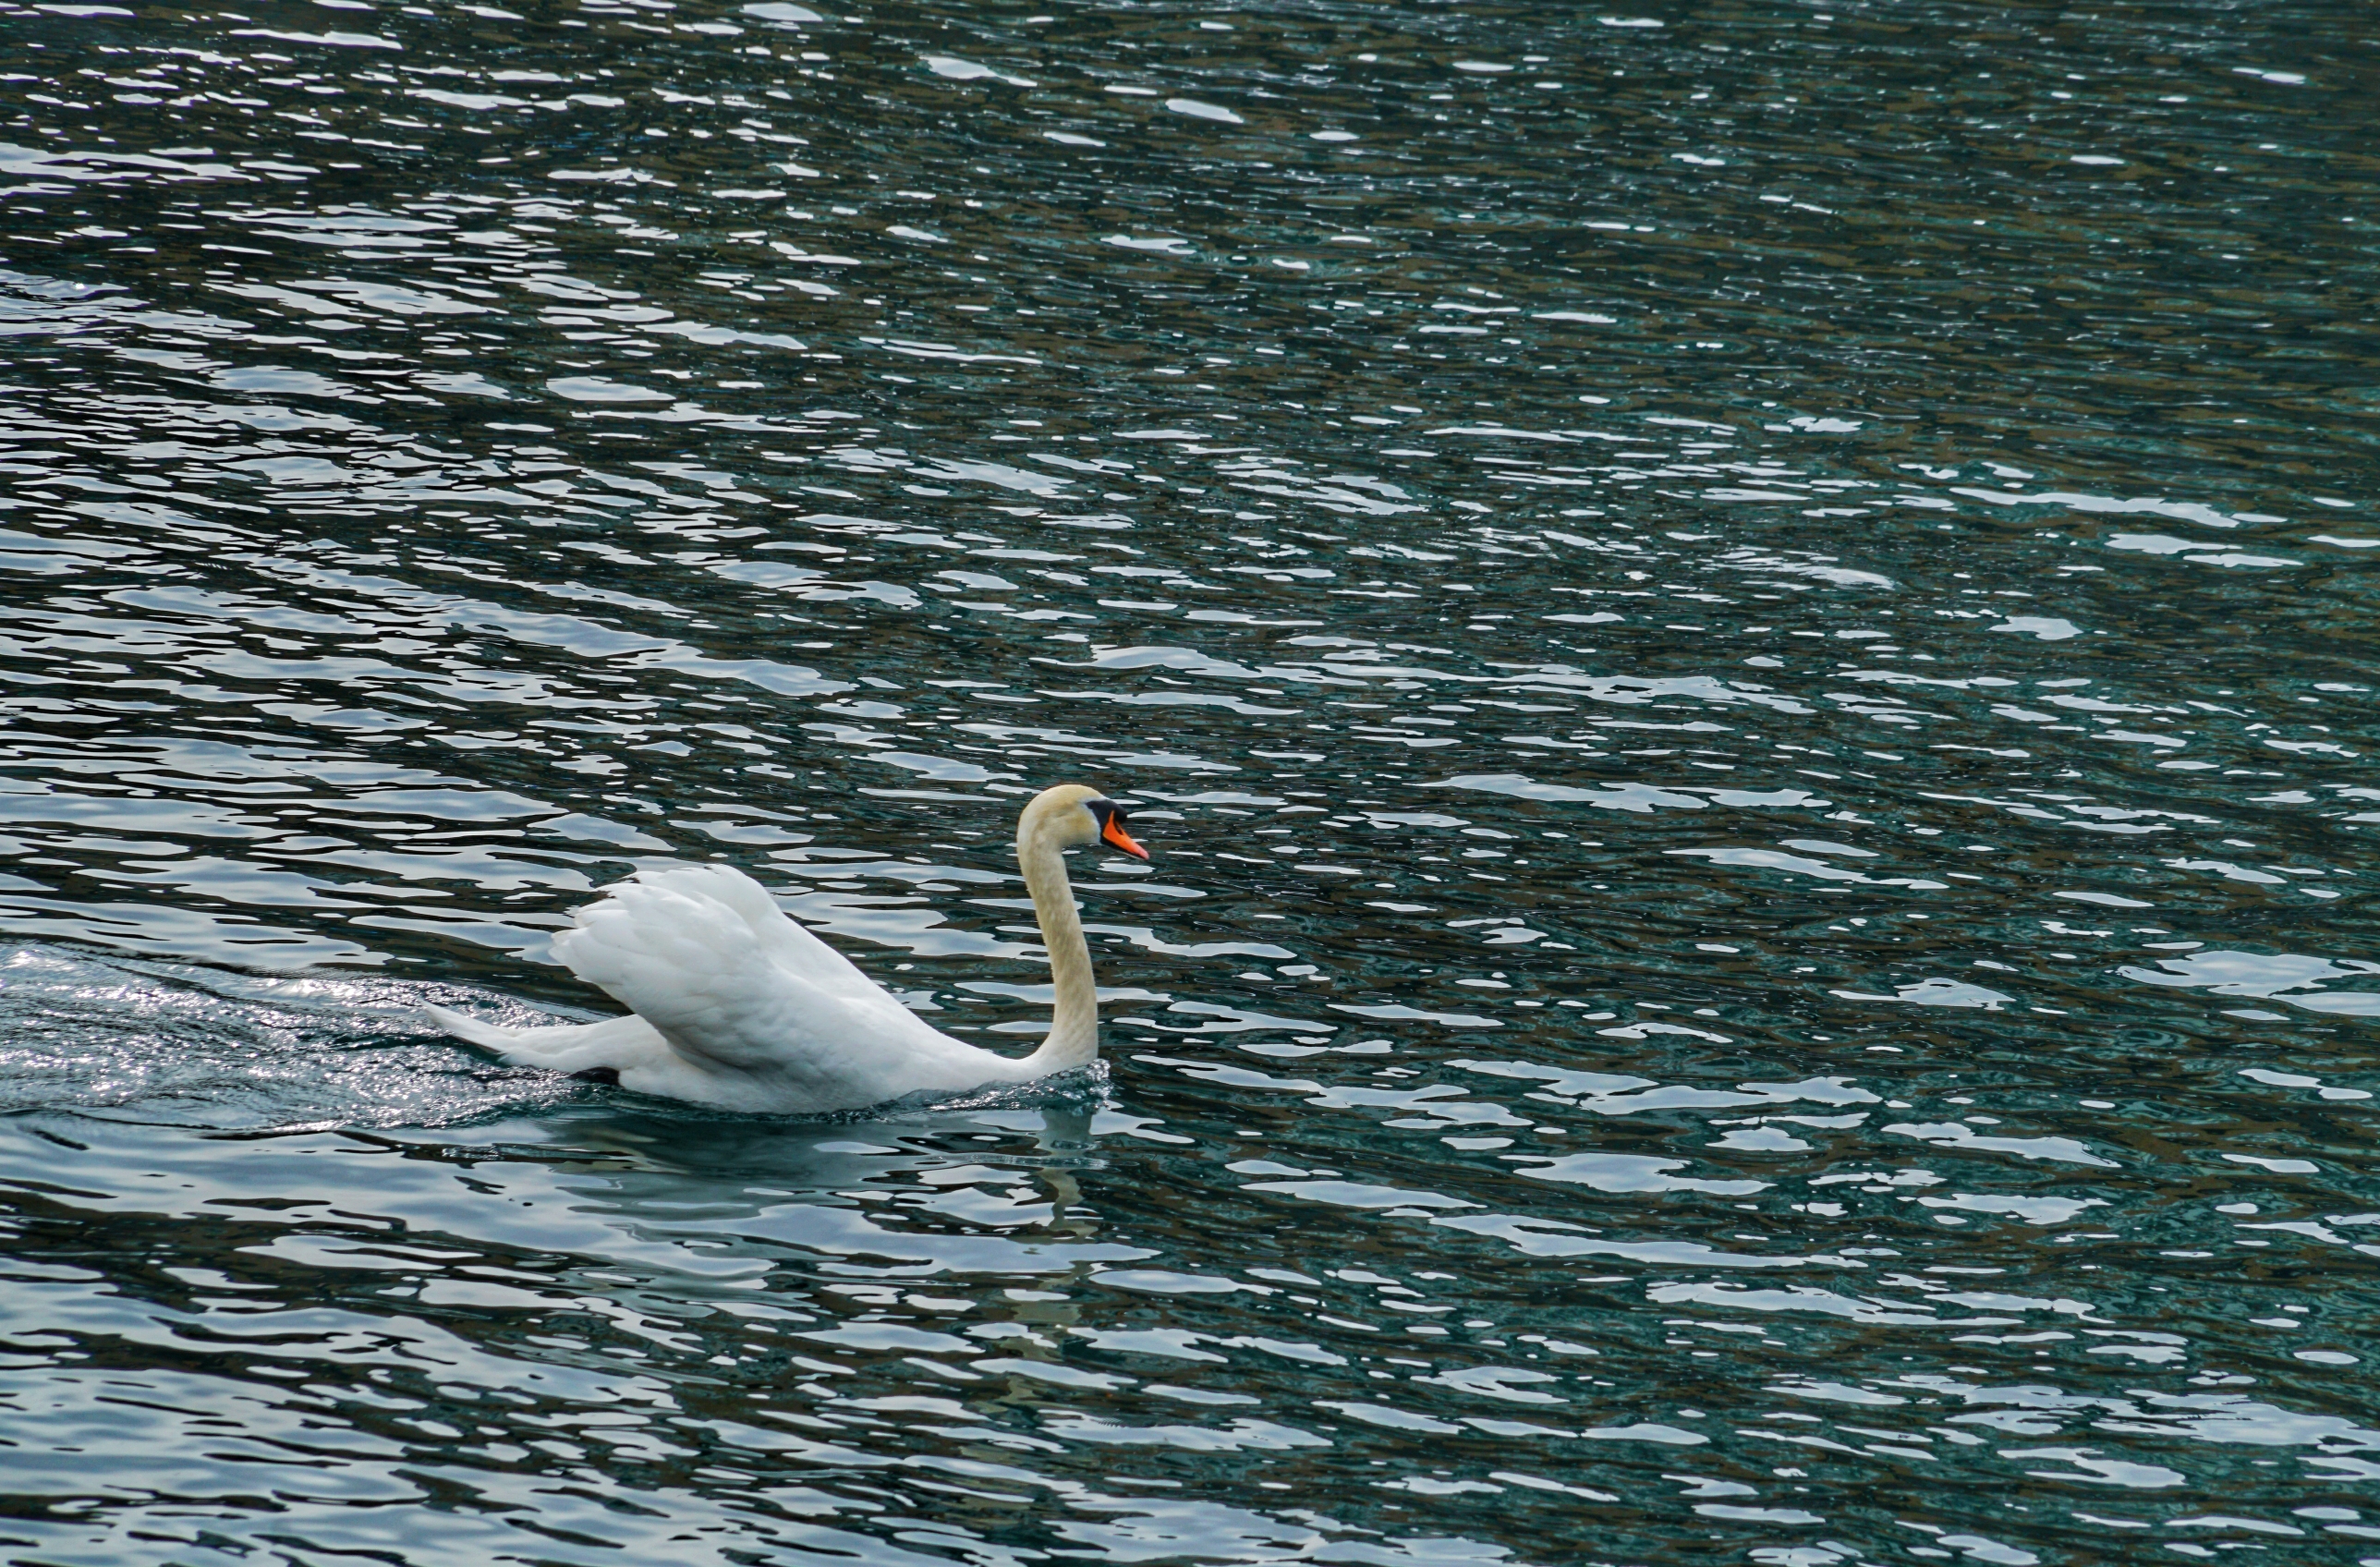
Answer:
1021;783;1149;860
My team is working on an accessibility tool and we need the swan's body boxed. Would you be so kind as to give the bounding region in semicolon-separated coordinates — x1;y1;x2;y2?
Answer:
425;784;1146;1113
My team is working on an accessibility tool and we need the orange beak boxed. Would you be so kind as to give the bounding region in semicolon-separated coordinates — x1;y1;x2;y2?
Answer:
1101;817;1149;859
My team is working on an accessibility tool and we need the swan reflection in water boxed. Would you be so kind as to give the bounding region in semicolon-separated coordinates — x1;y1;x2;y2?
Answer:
443;1094;1126;1283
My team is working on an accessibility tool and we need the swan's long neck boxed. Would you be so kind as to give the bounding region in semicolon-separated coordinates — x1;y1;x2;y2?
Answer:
1016;820;1098;1072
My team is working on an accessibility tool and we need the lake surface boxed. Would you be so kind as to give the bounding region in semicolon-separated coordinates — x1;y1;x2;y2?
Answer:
3;0;2376;1562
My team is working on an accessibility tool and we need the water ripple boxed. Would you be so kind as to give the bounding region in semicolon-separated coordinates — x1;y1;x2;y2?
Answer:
2;0;2376;1561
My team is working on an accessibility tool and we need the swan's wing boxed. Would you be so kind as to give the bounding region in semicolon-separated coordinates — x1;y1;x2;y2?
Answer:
623;864;891;1002
550;865;969;1093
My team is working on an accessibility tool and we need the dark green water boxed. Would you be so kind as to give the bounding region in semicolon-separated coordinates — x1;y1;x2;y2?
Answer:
3;0;2377;1562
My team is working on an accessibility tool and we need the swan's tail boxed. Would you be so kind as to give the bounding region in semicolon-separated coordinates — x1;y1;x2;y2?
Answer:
421;1003;524;1051
421;1005;669;1074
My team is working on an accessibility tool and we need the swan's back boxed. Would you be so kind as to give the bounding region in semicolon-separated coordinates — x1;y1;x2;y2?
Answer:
551;864;1006;1108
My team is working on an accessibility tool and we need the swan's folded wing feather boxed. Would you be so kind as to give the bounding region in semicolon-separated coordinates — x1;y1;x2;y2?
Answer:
550;869;964;1092
622;863;888;1003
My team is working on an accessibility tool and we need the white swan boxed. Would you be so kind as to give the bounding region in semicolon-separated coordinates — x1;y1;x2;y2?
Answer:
424;784;1148;1113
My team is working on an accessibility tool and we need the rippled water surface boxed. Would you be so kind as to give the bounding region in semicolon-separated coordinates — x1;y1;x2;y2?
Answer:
4;0;2378;1561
